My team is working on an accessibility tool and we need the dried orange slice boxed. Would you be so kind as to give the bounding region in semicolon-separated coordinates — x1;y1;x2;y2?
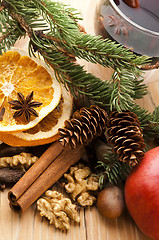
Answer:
0;85;73;146
0;48;61;132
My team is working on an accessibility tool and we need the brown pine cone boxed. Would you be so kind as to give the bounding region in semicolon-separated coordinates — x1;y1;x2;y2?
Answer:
106;110;146;167
58;105;107;148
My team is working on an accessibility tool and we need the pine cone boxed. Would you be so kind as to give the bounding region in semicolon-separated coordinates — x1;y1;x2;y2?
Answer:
106;110;146;167
58;105;107;148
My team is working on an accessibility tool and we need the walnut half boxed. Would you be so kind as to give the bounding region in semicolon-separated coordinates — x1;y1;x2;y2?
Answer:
37;190;80;231
0;152;38;169
64;163;99;206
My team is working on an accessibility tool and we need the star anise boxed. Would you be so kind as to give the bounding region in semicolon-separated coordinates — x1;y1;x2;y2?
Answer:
108;15;131;36
8;91;42;122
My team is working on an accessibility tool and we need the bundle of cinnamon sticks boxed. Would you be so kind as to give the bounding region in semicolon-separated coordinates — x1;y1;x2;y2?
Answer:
8;141;85;213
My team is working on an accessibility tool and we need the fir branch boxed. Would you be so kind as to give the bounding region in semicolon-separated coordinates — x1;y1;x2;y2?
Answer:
130;103;152;128
132;77;148;99
38;47;113;105
71;35;149;70
143;106;159;139
96;149;132;188
129;104;159;144
151;106;159;122
1;0;149;69
140;62;159;70
33;1;149;69
0;11;25;53
110;68;135;111
10;11;33;37
55;60;113;105
0;0;151;111
34;0;81;44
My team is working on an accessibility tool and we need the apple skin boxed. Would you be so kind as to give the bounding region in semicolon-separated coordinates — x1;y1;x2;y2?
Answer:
125;147;159;240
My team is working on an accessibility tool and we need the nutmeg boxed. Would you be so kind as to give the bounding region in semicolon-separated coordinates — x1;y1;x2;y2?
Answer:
97;186;124;219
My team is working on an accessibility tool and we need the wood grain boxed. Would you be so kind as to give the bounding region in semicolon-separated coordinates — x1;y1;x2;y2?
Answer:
1;0;159;239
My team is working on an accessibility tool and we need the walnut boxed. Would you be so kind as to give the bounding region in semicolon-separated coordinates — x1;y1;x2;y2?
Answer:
64;163;99;206
0;152;38;169
37;190;80;231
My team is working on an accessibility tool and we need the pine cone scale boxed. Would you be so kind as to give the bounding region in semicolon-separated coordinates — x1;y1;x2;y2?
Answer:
114;136;127;145
135;150;145;157
116;146;125;155
64;120;74;129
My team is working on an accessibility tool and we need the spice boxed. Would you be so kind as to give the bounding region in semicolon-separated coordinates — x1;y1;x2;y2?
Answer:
8;141;85;213
8;91;42;122
0;168;25;189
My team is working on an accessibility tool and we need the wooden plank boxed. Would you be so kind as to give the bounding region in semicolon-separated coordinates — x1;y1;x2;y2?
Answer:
0;188;152;240
0;190;12;240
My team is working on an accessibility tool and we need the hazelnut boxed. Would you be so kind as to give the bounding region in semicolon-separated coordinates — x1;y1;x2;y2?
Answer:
97;186;124;219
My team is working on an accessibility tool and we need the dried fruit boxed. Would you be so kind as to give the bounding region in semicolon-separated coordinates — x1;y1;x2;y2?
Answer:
0;49;61;132
0;85;72;146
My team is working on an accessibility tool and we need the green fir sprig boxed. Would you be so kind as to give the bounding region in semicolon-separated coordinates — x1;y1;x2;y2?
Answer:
96;148;132;188
143;106;159;141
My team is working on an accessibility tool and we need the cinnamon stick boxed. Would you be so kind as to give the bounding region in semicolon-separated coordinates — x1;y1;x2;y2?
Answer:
8;141;64;203
8;141;85;213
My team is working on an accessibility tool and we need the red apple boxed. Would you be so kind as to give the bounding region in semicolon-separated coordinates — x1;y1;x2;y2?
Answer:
125;147;159;240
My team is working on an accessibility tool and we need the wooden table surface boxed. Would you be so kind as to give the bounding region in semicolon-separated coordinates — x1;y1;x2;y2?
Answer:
1;0;159;239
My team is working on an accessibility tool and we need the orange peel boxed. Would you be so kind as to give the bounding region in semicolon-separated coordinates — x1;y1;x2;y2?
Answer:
0;48;61;132
0;85;73;146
